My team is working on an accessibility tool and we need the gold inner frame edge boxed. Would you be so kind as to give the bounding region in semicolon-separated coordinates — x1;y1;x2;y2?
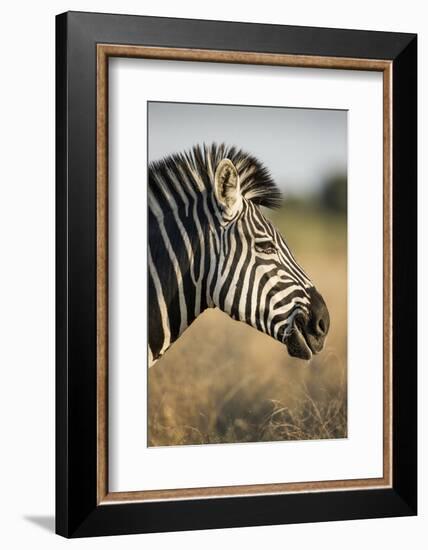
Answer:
96;44;393;505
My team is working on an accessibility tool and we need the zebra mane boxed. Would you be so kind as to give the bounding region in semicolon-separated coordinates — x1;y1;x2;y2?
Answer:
149;143;283;209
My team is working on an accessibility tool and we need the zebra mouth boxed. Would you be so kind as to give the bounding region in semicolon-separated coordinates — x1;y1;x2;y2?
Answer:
283;314;313;361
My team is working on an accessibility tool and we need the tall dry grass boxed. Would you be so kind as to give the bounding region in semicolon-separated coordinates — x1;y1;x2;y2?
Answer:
148;201;347;446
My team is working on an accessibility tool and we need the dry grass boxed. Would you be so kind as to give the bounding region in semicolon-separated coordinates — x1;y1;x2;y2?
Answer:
148;203;347;446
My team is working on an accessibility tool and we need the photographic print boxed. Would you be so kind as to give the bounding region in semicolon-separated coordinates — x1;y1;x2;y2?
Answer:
147;101;347;447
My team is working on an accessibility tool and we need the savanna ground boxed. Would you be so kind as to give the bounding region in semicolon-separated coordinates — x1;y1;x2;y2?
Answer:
148;196;347;446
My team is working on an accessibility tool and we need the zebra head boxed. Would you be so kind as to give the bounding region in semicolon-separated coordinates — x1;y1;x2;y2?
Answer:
210;150;330;360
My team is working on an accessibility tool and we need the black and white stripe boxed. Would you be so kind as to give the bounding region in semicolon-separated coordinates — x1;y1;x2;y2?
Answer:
148;144;321;367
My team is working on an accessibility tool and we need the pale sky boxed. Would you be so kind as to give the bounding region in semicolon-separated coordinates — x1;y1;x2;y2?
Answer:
148;101;347;197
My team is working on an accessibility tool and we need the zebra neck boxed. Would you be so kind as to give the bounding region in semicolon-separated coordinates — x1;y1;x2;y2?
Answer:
148;205;218;366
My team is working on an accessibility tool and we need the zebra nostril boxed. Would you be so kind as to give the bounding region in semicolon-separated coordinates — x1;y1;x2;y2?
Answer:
317;318;326;335
307;286;330;338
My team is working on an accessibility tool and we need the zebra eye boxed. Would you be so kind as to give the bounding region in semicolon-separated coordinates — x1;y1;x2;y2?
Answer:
255;240;277;255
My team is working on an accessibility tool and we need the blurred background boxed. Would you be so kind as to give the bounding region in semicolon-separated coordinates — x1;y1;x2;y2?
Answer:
148;102;347;446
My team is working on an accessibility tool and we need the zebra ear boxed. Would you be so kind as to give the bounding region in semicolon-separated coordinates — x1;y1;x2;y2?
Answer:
214;159;242;218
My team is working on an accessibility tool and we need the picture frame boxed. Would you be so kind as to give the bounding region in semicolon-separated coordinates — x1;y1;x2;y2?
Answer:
56;11;417;538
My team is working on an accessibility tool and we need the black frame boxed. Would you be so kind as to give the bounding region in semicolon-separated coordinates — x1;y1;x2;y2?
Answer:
56;11;417;538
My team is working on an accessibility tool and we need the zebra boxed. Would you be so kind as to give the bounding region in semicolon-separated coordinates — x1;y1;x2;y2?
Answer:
148;143;329;368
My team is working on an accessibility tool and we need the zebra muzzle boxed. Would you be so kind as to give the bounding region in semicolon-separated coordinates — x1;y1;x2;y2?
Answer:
284;288;330;361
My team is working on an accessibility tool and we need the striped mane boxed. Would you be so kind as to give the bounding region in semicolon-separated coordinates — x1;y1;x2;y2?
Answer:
149;143;282;209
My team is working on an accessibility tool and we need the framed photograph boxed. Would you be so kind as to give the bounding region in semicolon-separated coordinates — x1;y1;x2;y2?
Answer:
56;11;417;537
